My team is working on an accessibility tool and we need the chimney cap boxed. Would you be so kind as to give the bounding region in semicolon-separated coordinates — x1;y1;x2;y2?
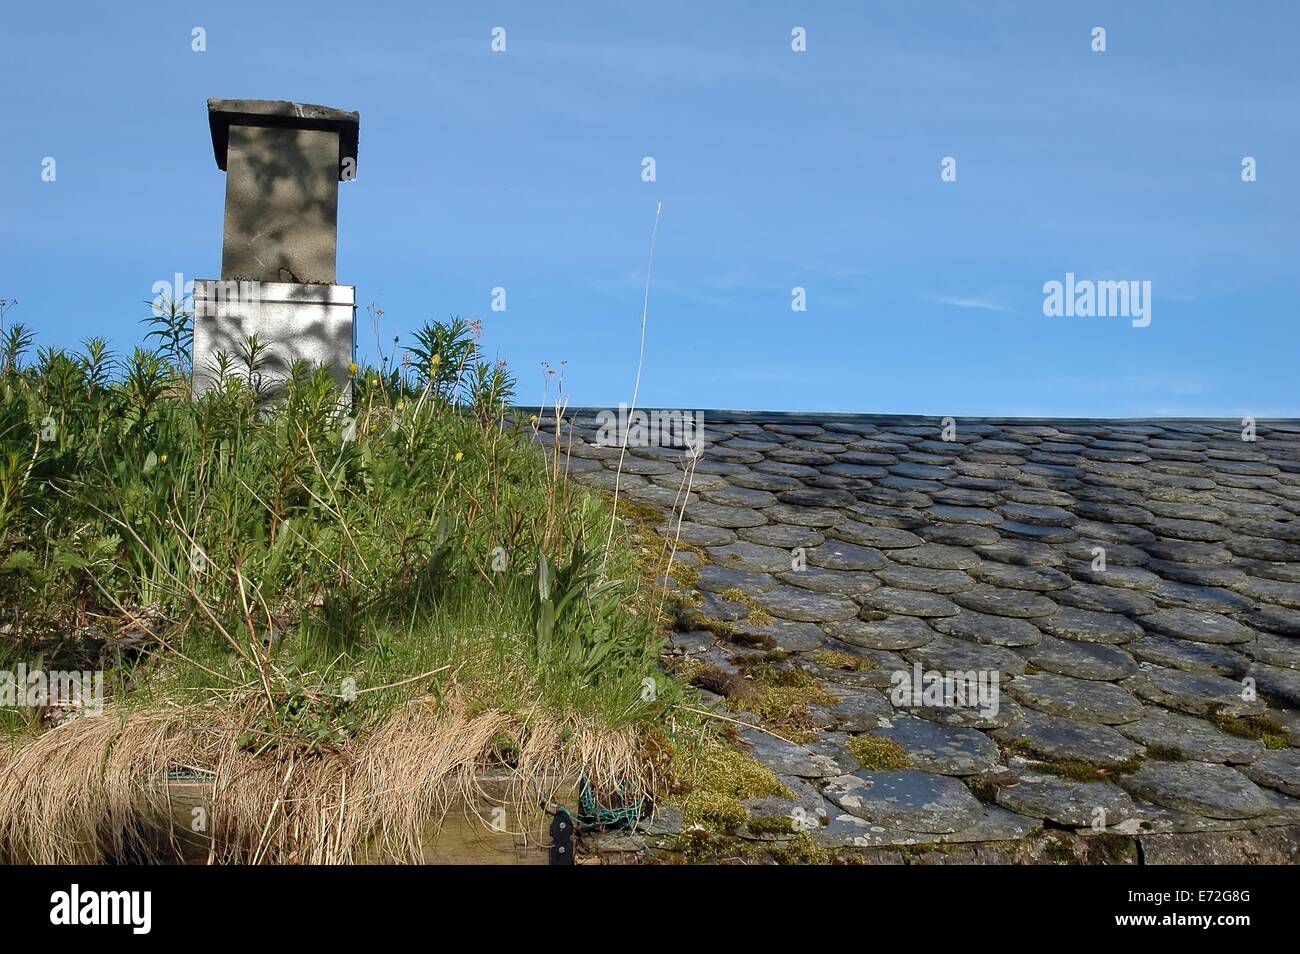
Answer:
207;99;360;180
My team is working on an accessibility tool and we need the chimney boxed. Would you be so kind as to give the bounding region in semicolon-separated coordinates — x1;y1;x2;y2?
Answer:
194;99;360;395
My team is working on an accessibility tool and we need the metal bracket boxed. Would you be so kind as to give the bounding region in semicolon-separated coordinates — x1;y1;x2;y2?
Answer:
549;808;575;865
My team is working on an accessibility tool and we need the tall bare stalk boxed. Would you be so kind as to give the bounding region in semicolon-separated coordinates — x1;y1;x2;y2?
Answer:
602;202;662;571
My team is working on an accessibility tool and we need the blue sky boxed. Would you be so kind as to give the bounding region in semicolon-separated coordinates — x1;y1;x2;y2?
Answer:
2;1;1297;417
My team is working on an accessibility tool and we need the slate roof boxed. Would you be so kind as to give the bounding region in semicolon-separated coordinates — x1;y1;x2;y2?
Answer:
535;410;1300;848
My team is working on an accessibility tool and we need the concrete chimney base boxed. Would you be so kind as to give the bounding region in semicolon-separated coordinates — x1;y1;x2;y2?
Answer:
192;280;355;397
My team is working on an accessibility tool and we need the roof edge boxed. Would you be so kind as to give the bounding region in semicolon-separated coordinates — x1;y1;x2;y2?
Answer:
518;406;1300;427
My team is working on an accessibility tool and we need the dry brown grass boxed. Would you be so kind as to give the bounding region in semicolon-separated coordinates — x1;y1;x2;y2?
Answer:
0;695;649;864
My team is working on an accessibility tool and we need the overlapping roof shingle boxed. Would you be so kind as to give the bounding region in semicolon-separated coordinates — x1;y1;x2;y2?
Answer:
537;411;1300;847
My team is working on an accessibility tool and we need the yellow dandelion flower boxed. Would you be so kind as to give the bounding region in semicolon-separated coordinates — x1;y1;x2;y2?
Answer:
454;451;464;462
348;362;359;375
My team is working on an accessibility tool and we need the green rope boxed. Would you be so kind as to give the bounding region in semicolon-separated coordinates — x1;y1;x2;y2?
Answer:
576;775;643;831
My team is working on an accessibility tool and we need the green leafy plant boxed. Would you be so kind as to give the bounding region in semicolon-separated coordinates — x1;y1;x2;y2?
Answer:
0;313;668;734
143;293;193;376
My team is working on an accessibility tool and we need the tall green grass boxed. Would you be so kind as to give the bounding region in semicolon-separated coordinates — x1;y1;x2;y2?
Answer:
0;312;676;744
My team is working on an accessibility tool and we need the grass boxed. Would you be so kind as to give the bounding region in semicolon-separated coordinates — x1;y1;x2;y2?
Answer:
0;310;690;862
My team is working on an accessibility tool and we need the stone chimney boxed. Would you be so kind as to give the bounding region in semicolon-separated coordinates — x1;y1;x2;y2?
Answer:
194;99;360;394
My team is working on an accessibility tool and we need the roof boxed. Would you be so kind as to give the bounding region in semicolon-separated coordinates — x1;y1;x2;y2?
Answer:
536;410;1300;851
206;99;360;179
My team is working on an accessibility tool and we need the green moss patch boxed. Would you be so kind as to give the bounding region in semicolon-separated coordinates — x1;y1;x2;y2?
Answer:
1208;709;1290;750
1004;741;1141;782
810;649;875;672
847;735;910;771
675;742;791;832
733;661;836;742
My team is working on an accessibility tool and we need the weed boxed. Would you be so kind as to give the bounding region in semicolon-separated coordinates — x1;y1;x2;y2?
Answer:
0;312;691;861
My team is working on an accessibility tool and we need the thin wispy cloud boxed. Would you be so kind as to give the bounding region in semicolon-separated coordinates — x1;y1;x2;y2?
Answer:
934;296;1007;312
4;1;1297;417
